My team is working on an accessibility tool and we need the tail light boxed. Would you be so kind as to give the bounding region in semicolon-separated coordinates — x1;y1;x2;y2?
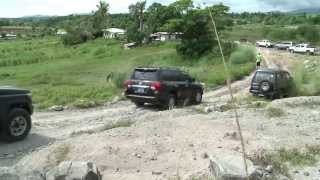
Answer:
151;81;162;91
124;80;132;89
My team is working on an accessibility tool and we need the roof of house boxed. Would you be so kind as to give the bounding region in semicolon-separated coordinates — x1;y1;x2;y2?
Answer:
102;28;126;33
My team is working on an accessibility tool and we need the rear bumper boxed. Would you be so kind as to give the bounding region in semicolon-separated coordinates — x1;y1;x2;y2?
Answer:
126;94;165;104
250;89;274;97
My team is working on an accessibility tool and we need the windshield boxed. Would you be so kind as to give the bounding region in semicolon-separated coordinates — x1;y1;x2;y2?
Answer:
131;69;159;81
253;71;275;82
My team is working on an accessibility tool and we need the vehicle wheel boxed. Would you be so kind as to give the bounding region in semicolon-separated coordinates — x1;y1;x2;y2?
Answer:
165;94;176;110
194;91;203;105
2;108;31;142
134;101;144;107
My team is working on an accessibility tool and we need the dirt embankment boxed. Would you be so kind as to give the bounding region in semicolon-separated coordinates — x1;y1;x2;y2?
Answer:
1;48;319;180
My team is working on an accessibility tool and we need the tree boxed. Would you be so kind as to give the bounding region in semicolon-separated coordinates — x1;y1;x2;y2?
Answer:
129;1;146;32
127;1;147;44
177;4;231;58
92;1;110;37
170;0;194;15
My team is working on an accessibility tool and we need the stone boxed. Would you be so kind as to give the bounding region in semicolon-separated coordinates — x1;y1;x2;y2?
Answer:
209;154;257;180
304;171;310;176
46;161;102;180
204;107;213;113
265;165;273;173
49;105;64;111
152;171;162;175
111;96;120;104
201;152;209;159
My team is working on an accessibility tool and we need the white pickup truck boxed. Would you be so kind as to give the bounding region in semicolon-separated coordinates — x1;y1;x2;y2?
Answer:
289;44;318;55
256;40;273;48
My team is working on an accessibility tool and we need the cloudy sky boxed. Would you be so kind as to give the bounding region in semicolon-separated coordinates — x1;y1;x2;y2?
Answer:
1;0;319;18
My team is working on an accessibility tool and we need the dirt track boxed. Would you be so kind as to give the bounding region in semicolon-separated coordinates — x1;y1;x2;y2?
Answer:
1;48;320;179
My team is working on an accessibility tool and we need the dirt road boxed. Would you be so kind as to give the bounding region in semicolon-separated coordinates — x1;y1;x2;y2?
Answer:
1;48;320;179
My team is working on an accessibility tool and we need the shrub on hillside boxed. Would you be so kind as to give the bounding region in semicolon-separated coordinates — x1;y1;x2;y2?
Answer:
62;28;93;46
291;63;320;96
230;46;256;64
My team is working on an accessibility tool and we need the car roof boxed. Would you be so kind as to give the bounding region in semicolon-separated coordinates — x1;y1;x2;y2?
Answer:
256;68;289;73
135;67;181;71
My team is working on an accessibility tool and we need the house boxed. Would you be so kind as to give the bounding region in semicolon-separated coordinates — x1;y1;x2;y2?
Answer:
56;29;67;36
150;32;183;42
0;33;17;40
102;28;126;39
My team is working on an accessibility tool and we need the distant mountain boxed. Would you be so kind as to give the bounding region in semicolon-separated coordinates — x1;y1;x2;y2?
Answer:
290;8;320;14
20;15;56;20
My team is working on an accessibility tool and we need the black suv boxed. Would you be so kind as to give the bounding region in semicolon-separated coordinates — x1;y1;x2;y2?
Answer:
0;87;33;142
250;69;293;99
124;67;204;109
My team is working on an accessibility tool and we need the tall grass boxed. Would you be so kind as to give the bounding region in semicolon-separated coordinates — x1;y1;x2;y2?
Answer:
291;63;320;96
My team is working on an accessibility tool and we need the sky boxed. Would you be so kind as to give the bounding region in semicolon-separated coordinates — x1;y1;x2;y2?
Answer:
0;0;319;18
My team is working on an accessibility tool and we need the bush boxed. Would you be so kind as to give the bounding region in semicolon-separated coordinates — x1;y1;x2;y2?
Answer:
230;46;256;64
291;63;320;96
62;29;93;46
267;106;285;118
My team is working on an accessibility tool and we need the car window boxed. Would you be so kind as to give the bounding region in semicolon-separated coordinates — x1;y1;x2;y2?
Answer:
181;72;192;82
132;69;159;81
253;71;275;82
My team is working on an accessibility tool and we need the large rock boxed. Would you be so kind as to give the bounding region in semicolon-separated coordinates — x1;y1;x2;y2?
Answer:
209;154;258;180
46;161;102;180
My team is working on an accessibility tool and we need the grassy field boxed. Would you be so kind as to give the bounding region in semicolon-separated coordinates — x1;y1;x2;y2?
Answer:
0;37;255;109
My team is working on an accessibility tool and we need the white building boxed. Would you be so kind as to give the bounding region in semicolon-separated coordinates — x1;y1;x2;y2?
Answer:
102;28;126;39
150;32;183;42
56;29;67;36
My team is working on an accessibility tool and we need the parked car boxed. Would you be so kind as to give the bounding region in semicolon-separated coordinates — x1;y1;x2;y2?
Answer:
124;67;204;109
256;40;273;48
0;87;33;142
250;69;293;99
289;44;318;55
274;41;294;50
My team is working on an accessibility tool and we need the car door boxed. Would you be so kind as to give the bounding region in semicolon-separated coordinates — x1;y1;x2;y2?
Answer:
161;70;186;100
180;72;194;99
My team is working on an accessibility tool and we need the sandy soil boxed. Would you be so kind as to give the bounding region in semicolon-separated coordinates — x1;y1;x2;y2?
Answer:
1;48;319;180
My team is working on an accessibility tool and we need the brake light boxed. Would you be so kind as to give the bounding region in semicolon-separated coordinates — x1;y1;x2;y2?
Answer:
124;80;132;88
151;82;162;91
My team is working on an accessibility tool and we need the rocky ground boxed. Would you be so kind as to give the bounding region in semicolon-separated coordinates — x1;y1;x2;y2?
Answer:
1;48;320;180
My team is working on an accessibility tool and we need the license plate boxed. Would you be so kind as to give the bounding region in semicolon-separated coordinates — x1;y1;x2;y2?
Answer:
135;88;145;94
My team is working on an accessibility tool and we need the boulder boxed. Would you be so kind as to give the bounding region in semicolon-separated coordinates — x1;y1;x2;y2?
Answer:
209;154;258;180
46;161;102;180
49;105;64;112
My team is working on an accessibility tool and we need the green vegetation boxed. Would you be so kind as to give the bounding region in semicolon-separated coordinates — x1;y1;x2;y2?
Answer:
291;62;320;96
255;145;320;176
0;38;255;109
266;106;286;118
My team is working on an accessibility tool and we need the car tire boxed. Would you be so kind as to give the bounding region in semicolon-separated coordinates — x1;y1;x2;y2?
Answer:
194;91;203;105
260;81;273;97
134;101;144;107
165;94;176;110
2;108;31;142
